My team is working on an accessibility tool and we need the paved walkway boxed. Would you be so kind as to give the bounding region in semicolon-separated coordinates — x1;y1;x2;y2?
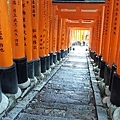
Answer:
2;46;108;120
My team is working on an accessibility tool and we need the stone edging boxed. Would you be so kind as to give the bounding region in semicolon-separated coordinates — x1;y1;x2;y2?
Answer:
87;54;108;120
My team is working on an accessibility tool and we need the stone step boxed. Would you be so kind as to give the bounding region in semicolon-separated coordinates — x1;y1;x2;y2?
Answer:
17;113;93;120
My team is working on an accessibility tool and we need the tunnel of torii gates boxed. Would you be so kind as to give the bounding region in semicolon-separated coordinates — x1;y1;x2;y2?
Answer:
0;0;120;109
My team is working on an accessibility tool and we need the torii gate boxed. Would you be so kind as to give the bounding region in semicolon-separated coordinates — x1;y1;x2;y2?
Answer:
52;1;105;58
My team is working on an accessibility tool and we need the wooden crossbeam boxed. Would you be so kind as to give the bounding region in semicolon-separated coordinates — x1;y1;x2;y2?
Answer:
53;3;105;10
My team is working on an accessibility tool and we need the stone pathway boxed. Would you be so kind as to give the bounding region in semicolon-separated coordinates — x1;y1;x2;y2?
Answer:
15;46;97;120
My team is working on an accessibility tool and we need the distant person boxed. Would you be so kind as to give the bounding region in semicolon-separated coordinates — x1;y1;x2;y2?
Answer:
83;41;85;46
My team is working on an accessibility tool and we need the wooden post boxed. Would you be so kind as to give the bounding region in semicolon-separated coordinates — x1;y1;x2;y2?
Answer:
23;0;35;80
97;15;103;55
45;0;51;71
64;21;68;56
95;20;99;54
61;19;66;58
10;0;30;89
99;1;110;79
67;28;71;52
108;0;120;67
102;0;114;63
39;0;46;73
69;28;73;50
110;0;120;107
115;28;120;75
52;6;58;64
99;6;105;56
0;0;11;109
100;1;114;85
49;0;54;66
92;24;97;52
56;15;62;61
0;0;18;94
31;0;42;78
66;26;70;53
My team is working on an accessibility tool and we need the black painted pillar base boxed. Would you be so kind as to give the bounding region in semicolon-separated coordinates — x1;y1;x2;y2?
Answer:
104;63;111;85
46;55;50;70
64;50;66;57
14;57;28;84
34;59;41;76
0;81;1;102
93;53;98;65
50;53;53;66
61;50;65;58
65;49;68;56
110;72;120;106
67;49;68;55
68;47;70;53
109;63;117;91
53;53;57;64
93;52;96;62
0;63;18;94
28;60;34;79
94;54;99;66
90;50;95;60
90;51;93;59
41;56;47;73
99;60;106;78
98;55;102;68
89;49;92;57
57;52;61;61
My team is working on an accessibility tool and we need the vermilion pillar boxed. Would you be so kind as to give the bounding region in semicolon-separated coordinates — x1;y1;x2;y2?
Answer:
32;0;41;78
65;22;69;56
39;0;46;73
52;6;58;64
95;20;99;55
45;0;49;57
61;19;66;58
90;22;99;62
49;0;54;66
0;0;18;94
102;0;114;63
67;28;71;52
57;15;62;61
56;15;62;61
97;16;103;55
115;29;120;75
110;0;120;106
10;0;30;89
99;6;105;56
108;0;120;67
93;15;103;68
66;26;70;53
69;28;73;50
23;0;35;80
100;0;114;85
45;0;51;71
92;24;97;52
99;1;110;79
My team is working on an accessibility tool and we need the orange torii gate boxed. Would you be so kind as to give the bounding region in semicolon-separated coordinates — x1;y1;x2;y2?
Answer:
52;1;104;59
